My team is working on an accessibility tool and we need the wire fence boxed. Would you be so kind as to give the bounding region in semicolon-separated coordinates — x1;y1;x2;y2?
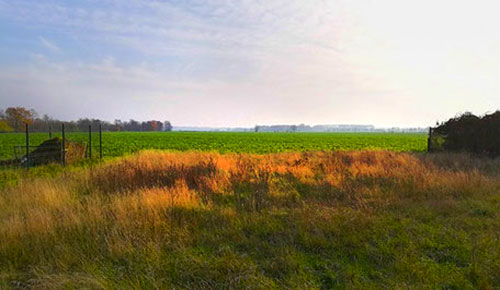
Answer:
0;123;103;170
2;125;438;170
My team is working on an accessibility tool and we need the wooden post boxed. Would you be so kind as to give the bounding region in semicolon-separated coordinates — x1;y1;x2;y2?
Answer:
99;123;103;159
88;125;92;159
427;127;433;153
49;125;52;139
25;124;30;169
62;123;66;166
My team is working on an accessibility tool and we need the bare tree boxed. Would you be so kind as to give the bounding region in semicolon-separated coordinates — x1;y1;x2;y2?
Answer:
164;121;172;131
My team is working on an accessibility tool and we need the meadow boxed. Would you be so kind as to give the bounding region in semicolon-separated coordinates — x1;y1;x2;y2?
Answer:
0;131;427;160
1;150;500;288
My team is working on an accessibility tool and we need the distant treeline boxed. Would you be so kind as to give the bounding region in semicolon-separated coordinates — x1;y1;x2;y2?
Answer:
432;111;500;157
0;107;172;133
254;124;426;133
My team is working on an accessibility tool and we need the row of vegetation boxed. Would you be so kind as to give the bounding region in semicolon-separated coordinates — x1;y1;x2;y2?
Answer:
1;150;499;288
0;107;172;133
0;132;427;160
4;107;499;157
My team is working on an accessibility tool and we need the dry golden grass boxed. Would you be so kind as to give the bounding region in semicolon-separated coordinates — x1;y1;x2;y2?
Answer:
84;150;500;211
1;150;500;289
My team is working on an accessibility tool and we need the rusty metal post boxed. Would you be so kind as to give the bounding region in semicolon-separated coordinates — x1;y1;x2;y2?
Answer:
62;123;66;166
88;125;92;159
99;123;103;159
427;127;433;153
25;124;29;169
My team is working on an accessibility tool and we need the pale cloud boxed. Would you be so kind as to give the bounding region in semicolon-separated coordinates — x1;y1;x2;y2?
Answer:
39;37;61;53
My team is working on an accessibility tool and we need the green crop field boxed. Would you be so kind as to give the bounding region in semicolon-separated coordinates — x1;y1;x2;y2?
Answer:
0;132;427;160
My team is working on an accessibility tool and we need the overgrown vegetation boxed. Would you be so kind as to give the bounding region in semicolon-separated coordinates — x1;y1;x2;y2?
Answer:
1;150;499;288
433;111;500;157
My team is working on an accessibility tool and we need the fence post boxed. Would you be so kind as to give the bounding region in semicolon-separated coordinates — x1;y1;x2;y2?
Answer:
427;127;433;153
88;125;92;159
99;123;103;159
62;123;66;166
49;125;52;139
25;123;30;169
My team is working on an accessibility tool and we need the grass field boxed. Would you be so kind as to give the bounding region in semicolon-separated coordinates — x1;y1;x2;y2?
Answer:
1;150;500;288
0;131;427;160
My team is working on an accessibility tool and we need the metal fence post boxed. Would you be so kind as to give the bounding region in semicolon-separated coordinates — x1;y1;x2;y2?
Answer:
427;127;433;153
99;123;103;159
49;125;52;139
25;123;29;169
89;125;92;159
62;123;66;166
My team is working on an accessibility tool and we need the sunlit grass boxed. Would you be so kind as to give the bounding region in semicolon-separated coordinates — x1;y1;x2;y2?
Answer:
1;150;500;288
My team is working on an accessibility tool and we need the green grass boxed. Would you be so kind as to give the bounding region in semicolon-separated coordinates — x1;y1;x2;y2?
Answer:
0;131;427;159
1;151;499;289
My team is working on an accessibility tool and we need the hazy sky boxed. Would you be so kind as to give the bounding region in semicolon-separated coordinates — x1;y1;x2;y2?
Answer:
0;0;499;127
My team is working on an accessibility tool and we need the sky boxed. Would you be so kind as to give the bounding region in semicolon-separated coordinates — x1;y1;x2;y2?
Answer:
0;0;499;128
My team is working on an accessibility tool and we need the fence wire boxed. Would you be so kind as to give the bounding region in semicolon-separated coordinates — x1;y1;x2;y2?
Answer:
0;124;103;170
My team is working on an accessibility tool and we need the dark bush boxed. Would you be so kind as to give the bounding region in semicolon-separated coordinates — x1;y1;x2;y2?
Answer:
433;111;500;157
24;138;86;166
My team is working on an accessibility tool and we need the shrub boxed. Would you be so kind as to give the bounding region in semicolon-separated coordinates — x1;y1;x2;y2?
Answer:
433;111;500;157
